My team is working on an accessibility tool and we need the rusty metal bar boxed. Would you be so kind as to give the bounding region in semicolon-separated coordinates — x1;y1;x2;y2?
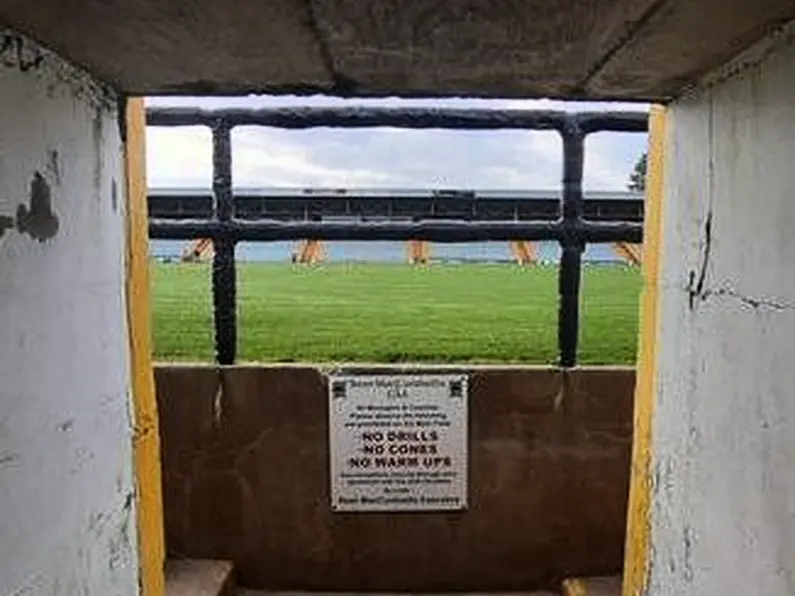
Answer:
210;123;236;365
558;120;586;368
149;218;642;243
145;106;649;367
146;106;648;133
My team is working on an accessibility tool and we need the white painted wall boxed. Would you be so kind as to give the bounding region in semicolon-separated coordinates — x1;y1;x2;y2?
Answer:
650;24;795;596
0;32;139;595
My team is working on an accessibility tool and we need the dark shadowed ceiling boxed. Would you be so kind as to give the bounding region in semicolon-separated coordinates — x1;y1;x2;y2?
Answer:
2;0;794;100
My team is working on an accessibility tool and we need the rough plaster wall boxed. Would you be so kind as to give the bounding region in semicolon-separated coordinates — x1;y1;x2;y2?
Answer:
0;31;139;596
650;25;795;596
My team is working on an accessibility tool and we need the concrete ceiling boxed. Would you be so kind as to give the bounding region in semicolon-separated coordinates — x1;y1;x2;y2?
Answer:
2;0;794;100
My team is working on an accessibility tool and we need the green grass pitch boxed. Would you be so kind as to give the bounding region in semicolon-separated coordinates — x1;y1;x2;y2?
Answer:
150;262;641;365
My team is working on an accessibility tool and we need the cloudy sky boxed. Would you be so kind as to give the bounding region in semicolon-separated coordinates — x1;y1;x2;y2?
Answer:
145;96;649;192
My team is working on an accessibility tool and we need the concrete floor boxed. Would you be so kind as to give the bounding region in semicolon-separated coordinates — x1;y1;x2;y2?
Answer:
237;593;560;596
165;559;235;596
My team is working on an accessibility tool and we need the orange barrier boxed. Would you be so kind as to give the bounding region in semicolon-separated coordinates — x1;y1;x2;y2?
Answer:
293;239;325;264
181;238;213;262
613;242;642;266
509;240;537;265
407;240;431;264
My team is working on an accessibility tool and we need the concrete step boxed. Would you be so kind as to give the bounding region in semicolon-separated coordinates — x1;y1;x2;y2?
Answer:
166;558;236;596
561;576;622;596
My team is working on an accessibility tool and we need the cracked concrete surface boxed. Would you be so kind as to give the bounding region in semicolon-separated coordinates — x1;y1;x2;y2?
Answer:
1;0;794;98
0;33;137;596
0;215;13;238
688;209;713;310
697;285;795;312
649;27;795;596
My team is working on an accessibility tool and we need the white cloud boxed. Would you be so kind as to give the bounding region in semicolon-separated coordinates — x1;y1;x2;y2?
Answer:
232;128;402;187
146;127;210;187
585;132;642;189
145;95;649;192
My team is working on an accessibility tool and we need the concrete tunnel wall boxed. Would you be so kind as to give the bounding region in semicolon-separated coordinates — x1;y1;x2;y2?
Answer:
0;32;140;595
647;24;795;595
156;365;635;592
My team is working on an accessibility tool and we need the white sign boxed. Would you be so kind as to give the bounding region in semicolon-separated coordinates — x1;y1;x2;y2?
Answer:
328;374;468;512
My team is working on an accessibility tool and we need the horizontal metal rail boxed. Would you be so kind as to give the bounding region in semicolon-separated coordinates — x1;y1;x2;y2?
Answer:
149;218;642;243
146;106;648;133
145;106;649;367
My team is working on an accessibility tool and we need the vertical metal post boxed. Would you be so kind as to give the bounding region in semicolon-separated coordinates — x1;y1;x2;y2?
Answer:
211;121;237;365
558;118;585;368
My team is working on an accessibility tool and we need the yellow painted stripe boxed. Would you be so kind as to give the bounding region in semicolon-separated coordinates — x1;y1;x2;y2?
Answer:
125;97;166;596
622;105;668;596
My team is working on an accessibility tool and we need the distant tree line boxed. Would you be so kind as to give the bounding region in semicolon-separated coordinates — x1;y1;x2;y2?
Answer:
628;152;647;192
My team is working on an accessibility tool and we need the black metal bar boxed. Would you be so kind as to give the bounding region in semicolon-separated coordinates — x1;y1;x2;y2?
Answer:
211;123;237;365
145;107;649;368
558;119;586;368
212;123;234;222
146;106;647;133
576;112;649;134
149;218;642;243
